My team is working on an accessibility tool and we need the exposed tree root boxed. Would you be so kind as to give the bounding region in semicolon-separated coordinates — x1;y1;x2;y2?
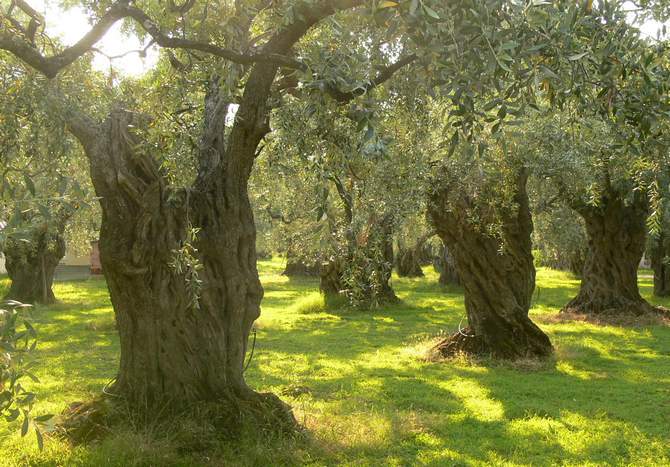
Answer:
561;295;669;319
429;327;485;358
429;323;553;361
56;390;299;446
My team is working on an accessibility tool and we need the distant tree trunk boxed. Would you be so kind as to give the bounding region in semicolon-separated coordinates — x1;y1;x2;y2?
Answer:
320;216;397;306
321;176;397;306
374;215;398;303
3;223;66;305
395;245;424;277
396;232;433;278
433;243;460;286
650;232;670;297
427;171;552;359
563;190;658;315
283;247;320;277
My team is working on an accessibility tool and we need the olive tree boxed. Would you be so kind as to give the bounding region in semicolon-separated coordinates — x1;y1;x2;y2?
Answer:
0;0;421;422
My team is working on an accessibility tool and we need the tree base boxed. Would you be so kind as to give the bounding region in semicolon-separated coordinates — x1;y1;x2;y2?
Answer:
56;390;299;445
430;326;553;360
561;295;665;317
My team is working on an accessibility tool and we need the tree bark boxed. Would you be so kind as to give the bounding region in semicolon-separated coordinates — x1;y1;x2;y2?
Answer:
650;232;670;297
3;223;66;305
427;171;552;359
319;257;345;296
62;80;296;427
564;190;658;315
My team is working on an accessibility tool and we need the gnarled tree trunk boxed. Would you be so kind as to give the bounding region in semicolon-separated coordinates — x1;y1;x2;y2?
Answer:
427;171;552;359
563;190;657;315
3;223;66;305
62;63;298;429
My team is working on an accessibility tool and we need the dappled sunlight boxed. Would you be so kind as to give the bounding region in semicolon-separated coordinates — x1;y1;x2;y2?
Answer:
440;378;505;422
1;260;669;464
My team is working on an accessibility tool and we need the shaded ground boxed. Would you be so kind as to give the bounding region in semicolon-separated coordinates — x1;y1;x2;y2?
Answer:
0;263;668;466
54;265;92;282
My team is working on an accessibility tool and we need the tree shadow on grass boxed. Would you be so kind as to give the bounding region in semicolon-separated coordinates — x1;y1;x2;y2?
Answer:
10;267;670;465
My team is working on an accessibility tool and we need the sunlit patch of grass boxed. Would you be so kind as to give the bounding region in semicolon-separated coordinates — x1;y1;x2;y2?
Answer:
0;262;669;465
292;292;327;314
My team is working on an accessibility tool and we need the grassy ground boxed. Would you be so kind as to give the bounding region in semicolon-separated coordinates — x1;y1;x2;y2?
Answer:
0;262;669;466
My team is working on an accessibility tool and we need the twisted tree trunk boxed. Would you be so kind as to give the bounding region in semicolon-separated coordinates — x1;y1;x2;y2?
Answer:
59;50;302;429
3;222;66;305
427;171;552;359
563;190;657;315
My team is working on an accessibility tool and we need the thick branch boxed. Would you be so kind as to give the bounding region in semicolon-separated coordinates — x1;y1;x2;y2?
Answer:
0;0;305;78
0;1;130;78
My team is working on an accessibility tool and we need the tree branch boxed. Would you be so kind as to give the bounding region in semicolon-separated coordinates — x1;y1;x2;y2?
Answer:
0;0;306;78
323;53;418;103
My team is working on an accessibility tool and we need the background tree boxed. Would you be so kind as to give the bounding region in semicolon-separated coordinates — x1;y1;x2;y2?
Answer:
530;114;668;316
531;190;588;276
0;52;92;304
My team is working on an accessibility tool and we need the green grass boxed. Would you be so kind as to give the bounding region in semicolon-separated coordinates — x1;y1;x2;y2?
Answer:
1;262;669;466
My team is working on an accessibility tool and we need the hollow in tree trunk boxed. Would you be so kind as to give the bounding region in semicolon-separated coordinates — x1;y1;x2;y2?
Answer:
427;171;552;359
3;217;68;305
563;190;659;315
